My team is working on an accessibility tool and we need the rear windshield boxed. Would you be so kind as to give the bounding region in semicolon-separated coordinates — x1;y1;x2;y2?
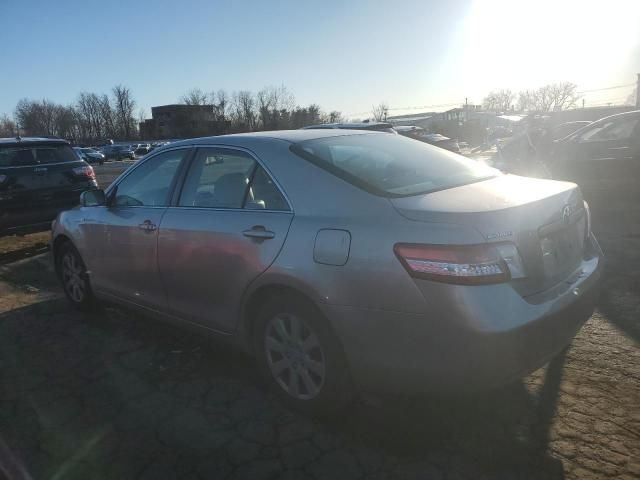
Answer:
0;144;79;167
291;133;499;197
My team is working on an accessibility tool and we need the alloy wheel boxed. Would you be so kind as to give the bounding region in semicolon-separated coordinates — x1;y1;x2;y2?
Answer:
61;252;86;303
264;313;326;400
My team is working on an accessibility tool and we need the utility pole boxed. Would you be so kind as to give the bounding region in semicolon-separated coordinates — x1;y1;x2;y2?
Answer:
636;73;640;108
582;98;585;109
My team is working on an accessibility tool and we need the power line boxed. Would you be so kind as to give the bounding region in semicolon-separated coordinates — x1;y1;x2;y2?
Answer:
577;83;635;94
346;81;637;118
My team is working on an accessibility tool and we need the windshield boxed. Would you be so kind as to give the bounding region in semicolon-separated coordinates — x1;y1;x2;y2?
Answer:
0;144;79;166
292;134;499;197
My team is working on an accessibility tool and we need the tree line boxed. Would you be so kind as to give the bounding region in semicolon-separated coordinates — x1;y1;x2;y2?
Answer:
0;84;343;143
178;86;343;132
482;82;580;113
0;85;138;144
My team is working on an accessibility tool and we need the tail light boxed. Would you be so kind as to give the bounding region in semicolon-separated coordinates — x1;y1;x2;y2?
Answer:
394;243;521;285
72;165;95;179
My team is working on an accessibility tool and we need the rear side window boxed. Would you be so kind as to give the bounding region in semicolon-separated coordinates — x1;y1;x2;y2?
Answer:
179;148;256;208
0;144;79;167
291;134;499;197
178;148;290;211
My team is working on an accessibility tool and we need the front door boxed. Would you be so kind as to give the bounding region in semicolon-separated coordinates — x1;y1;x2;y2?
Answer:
84;148;190;310
158;147;293;332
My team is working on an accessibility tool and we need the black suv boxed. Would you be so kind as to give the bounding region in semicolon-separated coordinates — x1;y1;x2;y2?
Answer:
0;137;98;236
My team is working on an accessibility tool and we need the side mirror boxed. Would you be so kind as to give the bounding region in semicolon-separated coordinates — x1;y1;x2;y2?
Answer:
80;189;106;207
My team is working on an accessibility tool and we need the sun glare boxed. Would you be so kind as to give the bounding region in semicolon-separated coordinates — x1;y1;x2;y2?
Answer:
460;0;640;96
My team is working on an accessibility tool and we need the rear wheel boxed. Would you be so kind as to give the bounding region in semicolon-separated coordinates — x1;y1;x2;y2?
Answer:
56;242;97;310
254;293;355;416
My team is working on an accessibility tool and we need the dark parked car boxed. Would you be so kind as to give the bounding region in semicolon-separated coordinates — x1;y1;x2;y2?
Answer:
302;122;397;133
135;143;151;156
547;110;640;197
395;126;461;153
103;144;135;160
0;137;98;236
73;147;105;165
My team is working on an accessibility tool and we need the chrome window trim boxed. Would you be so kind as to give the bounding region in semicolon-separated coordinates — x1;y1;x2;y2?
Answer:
166;206;293;215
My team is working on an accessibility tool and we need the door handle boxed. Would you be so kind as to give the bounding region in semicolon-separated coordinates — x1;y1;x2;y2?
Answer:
138;220;157;232
242;226;275;239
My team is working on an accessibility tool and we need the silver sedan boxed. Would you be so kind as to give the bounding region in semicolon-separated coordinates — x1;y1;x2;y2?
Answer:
51;130;603;414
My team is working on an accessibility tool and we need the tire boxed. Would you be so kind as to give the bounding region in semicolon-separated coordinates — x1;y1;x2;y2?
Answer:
56;241;97;311
254;293;355;416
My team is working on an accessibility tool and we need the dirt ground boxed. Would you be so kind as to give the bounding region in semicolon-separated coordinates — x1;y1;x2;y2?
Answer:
0;163;638;479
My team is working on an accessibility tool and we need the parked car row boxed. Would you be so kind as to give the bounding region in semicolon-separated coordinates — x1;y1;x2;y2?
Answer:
493;110;640;198
71;141;172;163
303;123;462;153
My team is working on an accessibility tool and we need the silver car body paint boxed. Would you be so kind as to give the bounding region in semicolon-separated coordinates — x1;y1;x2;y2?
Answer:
53;130;603;393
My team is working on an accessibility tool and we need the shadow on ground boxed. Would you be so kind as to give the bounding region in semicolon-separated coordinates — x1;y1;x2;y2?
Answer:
0;298;567;480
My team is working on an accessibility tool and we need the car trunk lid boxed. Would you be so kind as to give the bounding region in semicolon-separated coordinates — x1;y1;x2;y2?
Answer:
390;175;587;296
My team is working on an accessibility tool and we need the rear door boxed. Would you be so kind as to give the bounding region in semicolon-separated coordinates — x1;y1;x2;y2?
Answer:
0;142;94;232
158;146;293;332
83;147;190;309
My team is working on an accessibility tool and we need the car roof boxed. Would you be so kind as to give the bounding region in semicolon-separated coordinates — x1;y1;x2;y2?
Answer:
0;136;70;146
162;129;378;150
560;110;640;139
301;122;394;130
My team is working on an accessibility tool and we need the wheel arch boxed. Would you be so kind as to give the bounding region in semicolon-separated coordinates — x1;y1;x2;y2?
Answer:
239;278;340;357
52;234;74;275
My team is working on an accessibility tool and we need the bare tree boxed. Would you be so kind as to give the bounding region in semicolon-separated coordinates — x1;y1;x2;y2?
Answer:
181;88;209;106
372;102;389;121
515;82;579;113
112;85;136;139
483;89;514;112
0;114;16;137
231;90;256;131
324;111;343;123
213;89;229;123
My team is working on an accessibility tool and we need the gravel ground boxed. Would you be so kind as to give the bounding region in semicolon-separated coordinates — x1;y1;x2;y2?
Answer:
0;161;638;479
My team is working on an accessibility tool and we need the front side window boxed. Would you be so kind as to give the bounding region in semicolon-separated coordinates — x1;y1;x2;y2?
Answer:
291;133;499;197
114;149;187;207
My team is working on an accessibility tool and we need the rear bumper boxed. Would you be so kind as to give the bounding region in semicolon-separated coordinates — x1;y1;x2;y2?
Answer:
321;240;603;394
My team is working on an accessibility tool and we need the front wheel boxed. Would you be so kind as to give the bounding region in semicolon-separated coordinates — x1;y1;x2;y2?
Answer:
56;242;97;311
254;294;355;416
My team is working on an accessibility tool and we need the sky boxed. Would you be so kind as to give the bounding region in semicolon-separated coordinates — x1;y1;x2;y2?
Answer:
1;0;639;119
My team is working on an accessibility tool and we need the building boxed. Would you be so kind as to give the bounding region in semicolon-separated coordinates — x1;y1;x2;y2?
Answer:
139;104;229;140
